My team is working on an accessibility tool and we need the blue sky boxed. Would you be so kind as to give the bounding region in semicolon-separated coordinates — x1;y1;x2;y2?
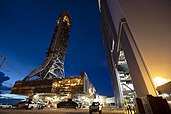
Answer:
0;0;114;96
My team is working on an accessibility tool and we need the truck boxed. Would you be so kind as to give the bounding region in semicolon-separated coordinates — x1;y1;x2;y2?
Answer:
89;102;102;114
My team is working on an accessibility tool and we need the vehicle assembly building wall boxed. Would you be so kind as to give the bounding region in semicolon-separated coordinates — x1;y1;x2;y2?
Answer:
120;22;153;97
116;0;171;87
99;0;123;107
99;0;171;98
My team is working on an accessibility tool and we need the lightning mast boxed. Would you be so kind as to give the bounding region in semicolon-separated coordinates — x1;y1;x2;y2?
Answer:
0;54;6;68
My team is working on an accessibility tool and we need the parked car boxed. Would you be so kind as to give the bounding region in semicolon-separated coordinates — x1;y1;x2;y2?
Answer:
57;101;78;109
89;102;102;114
0;103;12;108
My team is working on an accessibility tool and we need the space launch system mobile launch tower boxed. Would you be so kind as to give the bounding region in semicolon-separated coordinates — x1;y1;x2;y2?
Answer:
11;11;72;95
11;11;95;98
23;11;71;81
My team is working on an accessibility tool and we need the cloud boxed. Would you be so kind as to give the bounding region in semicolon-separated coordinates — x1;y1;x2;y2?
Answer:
0;71;10;87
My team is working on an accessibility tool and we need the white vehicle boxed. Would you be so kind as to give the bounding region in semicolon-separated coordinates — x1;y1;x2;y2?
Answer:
0;103;12;108
25;102;38;109
16;101;44;109
89;102;102;114
25;101;44;110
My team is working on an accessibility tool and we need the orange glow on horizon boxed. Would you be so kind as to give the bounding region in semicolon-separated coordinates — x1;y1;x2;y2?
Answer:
153;77;170;87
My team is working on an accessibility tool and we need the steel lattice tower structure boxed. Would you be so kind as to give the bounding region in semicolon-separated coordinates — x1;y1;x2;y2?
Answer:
11;11;94;97
23;11;71;81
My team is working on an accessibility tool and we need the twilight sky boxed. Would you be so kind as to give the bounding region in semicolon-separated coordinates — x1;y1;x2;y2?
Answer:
0;0;114;96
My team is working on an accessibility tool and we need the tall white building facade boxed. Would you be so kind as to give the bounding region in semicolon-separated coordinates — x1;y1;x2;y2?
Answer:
98;0;171;107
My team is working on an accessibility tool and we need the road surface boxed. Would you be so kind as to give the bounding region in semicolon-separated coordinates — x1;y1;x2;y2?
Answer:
0;108;125;114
